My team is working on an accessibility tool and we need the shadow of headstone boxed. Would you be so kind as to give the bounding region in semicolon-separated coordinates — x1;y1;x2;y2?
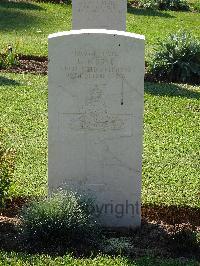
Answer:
127;5;174;18
145;82;200;99
0;1;44;11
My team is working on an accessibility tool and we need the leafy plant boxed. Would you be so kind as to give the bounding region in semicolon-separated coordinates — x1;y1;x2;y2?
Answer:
134;0;159;9
148;31;200;83
0;45;19;69
0;132;15;207
129;0;190;10
159;0;190;10
19;190;102;252
169;229;200;254
190;0;200;12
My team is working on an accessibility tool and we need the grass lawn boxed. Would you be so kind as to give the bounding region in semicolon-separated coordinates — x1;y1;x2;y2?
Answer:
0;1;199;57
0;73;199;208
0;2;200;265
0;252;199;266
0;73;47;197
143;82;200;207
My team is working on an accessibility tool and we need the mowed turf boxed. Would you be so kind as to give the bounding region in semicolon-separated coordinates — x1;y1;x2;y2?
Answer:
0;252;199;266
0;73;47;196
0;73;199;208
0;1;200;57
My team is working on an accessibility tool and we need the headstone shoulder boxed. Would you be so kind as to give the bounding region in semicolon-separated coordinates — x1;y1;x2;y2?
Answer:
48;29;145;40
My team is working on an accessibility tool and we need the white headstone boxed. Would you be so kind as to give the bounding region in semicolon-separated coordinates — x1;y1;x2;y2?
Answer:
48;29;145;229
72;0;127;31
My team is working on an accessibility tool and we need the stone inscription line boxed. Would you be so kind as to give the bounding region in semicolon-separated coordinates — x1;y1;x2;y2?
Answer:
64;48;131;80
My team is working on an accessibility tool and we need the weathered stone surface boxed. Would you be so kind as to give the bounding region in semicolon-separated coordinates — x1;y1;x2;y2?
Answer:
48;29;145;228
72;0;127;31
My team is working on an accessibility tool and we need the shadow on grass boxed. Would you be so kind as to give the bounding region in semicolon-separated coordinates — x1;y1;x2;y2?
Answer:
0;1;44;11
0;219;199;261
145;82;200;99
0;202;200;260
0;2;43;32
127;5;174;18
0;76;20;86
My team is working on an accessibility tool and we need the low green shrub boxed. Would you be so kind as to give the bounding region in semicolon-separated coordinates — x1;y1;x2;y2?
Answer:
0;45;19;69
129;0;190;10
135;0;159;9
19;190;102;252
148;31;200;83
190;0;200;12
169;229;200;254
0;133;15;207
158;0;190;10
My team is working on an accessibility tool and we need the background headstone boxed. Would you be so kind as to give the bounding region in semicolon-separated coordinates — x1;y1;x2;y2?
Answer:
72;0;127;31
48;29;145;228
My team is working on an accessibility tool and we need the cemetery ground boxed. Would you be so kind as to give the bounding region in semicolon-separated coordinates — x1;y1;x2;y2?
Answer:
0;0;200;57
1;75;200;264
0;1;200;265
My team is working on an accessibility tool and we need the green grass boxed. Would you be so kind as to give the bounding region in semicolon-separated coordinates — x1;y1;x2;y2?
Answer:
0;1;71;56
127;7;200;58
0;73;199;208
0;74;47;196
143;83;200;207
0;252;199;266
0;1;199;57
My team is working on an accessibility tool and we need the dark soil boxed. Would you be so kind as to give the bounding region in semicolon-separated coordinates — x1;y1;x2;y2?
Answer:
0;198;199;260
0;55;161;82
128;0;141;8
0;56;48;75
1;55;198;84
